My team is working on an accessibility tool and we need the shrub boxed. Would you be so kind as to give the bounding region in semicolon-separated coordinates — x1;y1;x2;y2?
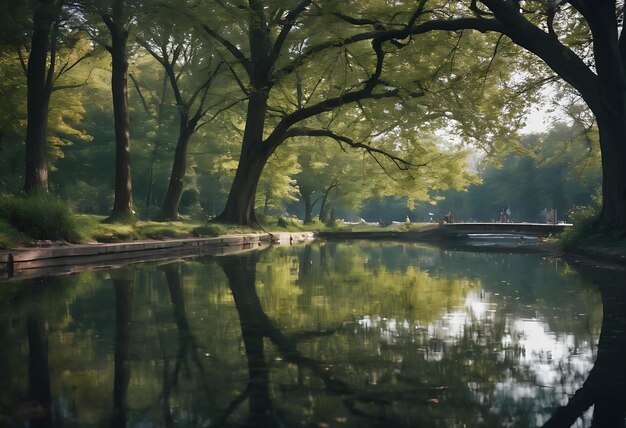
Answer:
192;224;224;237
560;200;601;249
0;193;81;242
0;218;28;248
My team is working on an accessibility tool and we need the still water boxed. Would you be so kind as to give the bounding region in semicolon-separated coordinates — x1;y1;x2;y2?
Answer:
0;241;624;427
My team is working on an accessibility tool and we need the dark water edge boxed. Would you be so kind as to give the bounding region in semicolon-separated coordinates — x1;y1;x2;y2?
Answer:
0;240;625;427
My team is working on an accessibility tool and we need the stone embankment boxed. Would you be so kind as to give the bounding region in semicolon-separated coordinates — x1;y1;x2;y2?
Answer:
0;232;315;278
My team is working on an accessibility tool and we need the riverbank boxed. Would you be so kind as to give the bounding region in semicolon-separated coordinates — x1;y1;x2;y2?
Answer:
0;232;315;278
2;226;624;279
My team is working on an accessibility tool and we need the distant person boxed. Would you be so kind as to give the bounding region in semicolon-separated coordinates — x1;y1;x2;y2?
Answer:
505;206;511;222
500;209;505;223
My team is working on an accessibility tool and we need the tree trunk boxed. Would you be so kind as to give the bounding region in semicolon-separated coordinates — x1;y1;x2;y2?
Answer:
214;149;269;226
585;3;626;236
24;0;56;194
595;115;626;235
214;91;270;226
161;129;193;220
318;179;337;223
104;4;134;223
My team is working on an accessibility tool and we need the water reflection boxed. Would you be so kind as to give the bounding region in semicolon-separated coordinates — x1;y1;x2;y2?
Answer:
0;242;623;427
26;314;51;427
543;264;626;427
112;272;133;427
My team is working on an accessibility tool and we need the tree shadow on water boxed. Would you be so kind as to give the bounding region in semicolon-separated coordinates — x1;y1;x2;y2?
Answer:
215;251;352;428
543;265;626;427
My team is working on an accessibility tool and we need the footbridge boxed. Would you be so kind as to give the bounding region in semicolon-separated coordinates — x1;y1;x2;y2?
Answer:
442;222;572;237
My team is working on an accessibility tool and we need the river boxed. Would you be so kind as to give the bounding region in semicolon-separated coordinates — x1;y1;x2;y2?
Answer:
0;241;624;427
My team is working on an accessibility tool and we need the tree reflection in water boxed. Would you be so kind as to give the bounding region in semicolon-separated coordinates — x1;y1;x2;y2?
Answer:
111;271;133;427
217;251;351;427
543;264;626;427
26;314;51;428
160;263;212;426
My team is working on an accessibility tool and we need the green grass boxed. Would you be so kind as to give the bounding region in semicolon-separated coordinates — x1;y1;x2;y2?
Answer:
73;215;258;242
74;214;201;242
0;218;29;248
0;194;81;243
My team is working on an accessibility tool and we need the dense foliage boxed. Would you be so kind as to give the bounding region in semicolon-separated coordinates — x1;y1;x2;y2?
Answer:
0;0;611;233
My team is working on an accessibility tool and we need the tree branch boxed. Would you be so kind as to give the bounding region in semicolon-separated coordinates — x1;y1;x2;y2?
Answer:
403;9;603;115
272;29;383;81
200;24;251;77
129;72;153;116
196;98;247;131
222;55;249;95
266;29;397;152
269;0;313;66
280;127;415;172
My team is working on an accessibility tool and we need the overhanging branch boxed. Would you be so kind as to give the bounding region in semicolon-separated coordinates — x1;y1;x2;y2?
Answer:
281;127;419;174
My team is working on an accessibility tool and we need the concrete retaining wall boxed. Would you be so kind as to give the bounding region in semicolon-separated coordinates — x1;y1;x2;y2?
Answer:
0;232;316;278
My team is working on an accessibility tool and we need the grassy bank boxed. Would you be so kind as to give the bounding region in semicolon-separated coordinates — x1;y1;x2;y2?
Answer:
561;229;626;265
4;197;622;265
0;194;259;248
0;203;433;249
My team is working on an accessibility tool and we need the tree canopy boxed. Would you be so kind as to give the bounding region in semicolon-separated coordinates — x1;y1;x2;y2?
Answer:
0;0;611;233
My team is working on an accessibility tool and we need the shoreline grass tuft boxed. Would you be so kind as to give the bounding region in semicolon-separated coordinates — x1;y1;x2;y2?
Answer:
0;194;81;243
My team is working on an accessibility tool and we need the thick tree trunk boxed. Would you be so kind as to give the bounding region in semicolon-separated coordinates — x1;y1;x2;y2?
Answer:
595;116;626;235
214;149;269;226
24;0;55;194
161;129;193;220
104;6;134;223
585;3;626;236
214;92;270;226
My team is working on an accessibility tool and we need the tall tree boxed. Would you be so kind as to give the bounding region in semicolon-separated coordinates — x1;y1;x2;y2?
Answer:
195;0;419;226
388;0;626;235
23;0;60;194
136;22;231;220
18;0;95;194
102;0;135;222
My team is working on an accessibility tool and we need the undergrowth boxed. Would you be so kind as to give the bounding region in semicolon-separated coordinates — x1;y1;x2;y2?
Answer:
0;194;81;242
